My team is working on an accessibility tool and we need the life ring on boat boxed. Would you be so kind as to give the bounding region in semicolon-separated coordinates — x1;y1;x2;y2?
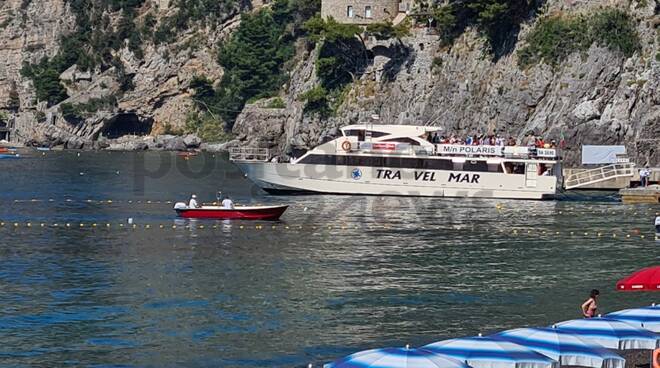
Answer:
653;348;660;368
341;141;351;152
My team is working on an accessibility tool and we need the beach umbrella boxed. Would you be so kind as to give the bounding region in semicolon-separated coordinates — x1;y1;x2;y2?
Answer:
422;336;559;368
492;327;625;368
606;305;660;333
616;266;660;291
323;346;473;368
554;317;660;350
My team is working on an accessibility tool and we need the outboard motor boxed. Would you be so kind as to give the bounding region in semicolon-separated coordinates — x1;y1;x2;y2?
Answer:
174;202;188;210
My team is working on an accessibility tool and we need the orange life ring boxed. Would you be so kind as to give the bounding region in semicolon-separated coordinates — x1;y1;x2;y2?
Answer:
653;348;660;368
341;141;351;152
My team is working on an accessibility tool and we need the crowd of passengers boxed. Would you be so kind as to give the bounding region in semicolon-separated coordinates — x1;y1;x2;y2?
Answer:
426;132;558;149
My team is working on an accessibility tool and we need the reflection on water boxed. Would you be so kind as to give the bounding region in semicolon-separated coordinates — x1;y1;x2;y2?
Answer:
0;152;658;367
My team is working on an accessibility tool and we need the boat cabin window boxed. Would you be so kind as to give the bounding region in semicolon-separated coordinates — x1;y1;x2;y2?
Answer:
381;137;420;145
368;131;389;138
538;163;554;176
464;160;489;172
344;129;388;140
503;162;525;175
299;154;506;173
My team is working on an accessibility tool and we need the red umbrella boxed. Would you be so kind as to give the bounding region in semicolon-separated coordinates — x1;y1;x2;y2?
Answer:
616;266;660;291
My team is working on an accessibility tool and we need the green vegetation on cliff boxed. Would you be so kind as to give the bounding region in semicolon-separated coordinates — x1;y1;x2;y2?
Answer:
189;0;320;130
21;0;148;106
299;16;367;116
518;9;640;68
153;0;245;44
423;0;543;56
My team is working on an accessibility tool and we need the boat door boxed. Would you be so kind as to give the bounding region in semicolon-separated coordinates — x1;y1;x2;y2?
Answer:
525;163;538;187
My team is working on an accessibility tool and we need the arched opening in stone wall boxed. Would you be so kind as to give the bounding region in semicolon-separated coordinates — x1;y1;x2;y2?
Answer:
100;113;153;139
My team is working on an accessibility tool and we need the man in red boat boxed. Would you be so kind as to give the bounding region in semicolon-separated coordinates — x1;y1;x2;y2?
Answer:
221;195;234;209
188;194;200;208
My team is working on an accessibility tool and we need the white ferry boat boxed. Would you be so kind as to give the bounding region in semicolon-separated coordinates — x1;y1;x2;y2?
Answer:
230;125;562;200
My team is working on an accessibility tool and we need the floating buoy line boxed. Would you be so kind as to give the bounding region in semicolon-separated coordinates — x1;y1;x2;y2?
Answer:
0;220;657;240
2;198;658;216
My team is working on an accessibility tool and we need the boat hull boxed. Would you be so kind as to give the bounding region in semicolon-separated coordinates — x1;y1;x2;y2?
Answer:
175;205;288;220
234;162;558;200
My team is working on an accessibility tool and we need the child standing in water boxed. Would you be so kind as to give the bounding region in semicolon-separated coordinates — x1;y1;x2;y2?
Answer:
581;289;599;318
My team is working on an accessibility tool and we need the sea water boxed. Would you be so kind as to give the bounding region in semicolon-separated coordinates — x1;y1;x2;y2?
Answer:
0;151;658;367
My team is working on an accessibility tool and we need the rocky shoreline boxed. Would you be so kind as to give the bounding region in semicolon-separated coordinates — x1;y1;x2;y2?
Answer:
12;133;239;153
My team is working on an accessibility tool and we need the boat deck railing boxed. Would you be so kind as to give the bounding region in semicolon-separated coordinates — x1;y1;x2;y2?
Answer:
229;147;270;162
353;142;559;160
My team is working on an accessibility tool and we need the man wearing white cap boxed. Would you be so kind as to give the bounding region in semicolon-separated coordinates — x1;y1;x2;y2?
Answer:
188;194;200;208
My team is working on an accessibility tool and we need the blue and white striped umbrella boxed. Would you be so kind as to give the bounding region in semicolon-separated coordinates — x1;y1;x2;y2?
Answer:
554;317;660;350
323;346;472;368
422;336;559;368
492;327;625;368
606;305;660;333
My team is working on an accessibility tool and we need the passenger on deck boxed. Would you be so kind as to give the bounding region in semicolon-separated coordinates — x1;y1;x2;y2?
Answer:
526;134;536;147
189;194;200;208
535;137;545;148
495;135;505;146
507;137;517;146
549;140;557;148
222;196;235;209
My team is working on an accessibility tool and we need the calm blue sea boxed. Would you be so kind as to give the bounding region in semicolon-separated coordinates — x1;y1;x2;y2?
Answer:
0;151;658;367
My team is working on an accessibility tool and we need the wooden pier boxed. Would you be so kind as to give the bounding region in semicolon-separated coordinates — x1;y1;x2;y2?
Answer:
619;185;660;204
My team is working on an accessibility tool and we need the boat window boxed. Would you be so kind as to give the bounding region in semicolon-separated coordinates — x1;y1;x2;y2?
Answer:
343;129;363;137
463;160;489;172
298;154;337;165
503;162;525;175
368;131;389;138
348;156;384;167
300;154;505;172
381;137;420;145
423;159;452;170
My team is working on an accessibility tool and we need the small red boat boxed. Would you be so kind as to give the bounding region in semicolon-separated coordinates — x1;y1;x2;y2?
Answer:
175;204;288;220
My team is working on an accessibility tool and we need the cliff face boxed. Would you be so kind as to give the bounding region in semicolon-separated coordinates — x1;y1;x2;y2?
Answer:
0;0;242;148
233;0;660;166
0;0;657;166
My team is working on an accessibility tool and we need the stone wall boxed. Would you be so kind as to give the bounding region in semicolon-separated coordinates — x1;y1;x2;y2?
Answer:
321;0;400;24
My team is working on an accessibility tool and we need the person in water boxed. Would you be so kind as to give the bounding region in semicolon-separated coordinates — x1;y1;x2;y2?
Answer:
581;289;599;318
188;194;200;208
221;195;234;209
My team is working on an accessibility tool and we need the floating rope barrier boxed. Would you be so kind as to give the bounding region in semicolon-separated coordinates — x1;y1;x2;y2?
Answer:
0;221;657;240
2;199;658;217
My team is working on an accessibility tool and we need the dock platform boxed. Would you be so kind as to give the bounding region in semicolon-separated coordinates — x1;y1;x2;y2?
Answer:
619;185;660;204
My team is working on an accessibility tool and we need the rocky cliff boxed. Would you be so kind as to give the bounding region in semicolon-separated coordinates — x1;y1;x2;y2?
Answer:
0;0;658;167
0;0;242;148
233;0;660;166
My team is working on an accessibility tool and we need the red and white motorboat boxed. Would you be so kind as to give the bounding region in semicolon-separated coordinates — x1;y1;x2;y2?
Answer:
174;204;288;220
